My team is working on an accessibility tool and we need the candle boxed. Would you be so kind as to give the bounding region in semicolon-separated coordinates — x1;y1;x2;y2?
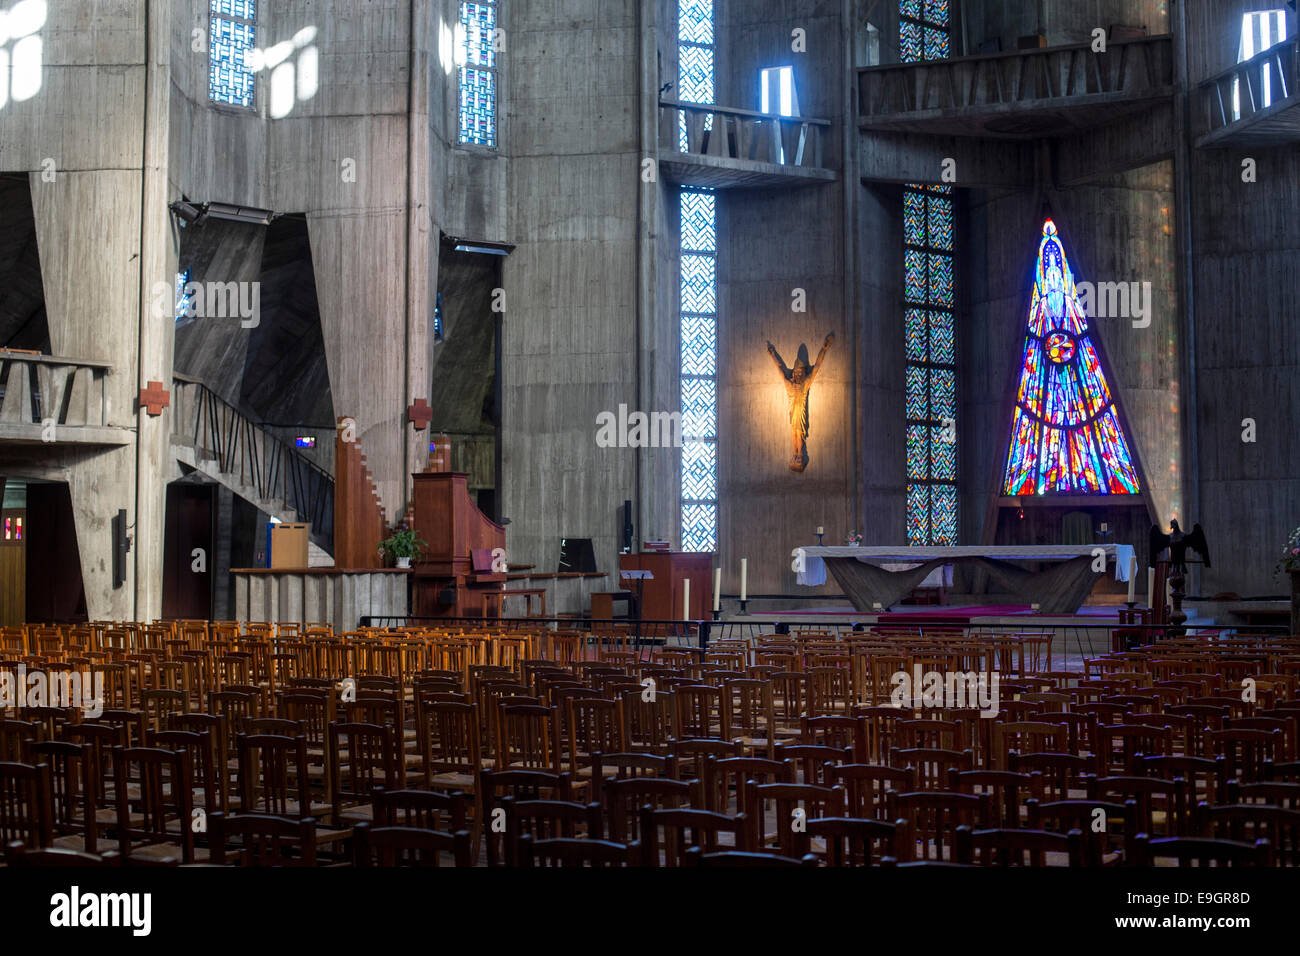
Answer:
1147;567;1155;605
740;558;748;602
1127;555;1136;603
816;526;823;535
682;578;691;620
713;567;721;612
1100;522;1108;533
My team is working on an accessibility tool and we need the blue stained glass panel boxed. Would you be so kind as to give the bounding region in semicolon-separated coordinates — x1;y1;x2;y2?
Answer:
924;0;950;26
682;440;717;500
681;378;716;439
905;250;927;303
900;0;923;19
924;27;950;59
904;191;926;246
679;44;715;103
681;192;716;252
681;255;717;313
681;503;717;552
681;314;716;376
210;16;256;107
931;426;956;479
211;0;254;19
929;254;954;307
928;196;953;250
459;67;497;146
900;20;924;62
679;0;714;44
176;270;192;321
460;2;497;68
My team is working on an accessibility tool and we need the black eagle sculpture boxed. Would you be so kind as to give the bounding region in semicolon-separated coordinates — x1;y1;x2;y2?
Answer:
1149;519;1211;573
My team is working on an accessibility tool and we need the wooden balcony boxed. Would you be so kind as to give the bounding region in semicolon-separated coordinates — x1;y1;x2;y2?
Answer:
0;351;127;445
857;36;1174;139
658;101;836;189
1196;36;1300;148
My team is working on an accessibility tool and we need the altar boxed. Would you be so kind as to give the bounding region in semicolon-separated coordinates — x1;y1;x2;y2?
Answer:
797;544;1136;614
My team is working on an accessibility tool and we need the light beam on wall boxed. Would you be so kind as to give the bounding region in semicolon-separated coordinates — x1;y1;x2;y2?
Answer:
0;0;46;110
249;24;318;119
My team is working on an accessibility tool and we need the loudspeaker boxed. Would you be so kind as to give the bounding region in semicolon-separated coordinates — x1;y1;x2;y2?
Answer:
621;499;634;552
111;509;128;589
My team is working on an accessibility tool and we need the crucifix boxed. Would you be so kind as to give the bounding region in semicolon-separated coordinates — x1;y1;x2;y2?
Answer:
766;333;834;472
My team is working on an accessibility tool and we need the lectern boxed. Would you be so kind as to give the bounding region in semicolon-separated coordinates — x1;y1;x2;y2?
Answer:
617;551;713;619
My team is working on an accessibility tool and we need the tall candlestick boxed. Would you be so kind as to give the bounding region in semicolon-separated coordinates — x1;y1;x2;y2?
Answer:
740;558;748;602
712;567;721;612
816;526;823;536
1127;555;1136;603
1146;567;1155;606
682;578;691;620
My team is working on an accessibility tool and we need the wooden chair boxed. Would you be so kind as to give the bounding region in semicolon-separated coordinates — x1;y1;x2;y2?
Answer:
0;761;53;849
111;747;195;863
799;816;907;866
353;822;472;867
208;811;317;867
1132;834;1272;867
746;780;845;858
4;840;119;867
1027;797;1137;865
639;806;748;865
517;834;639;867
954;826;1085;866
501;796;603;866
887;790;989;862
235;733;317;820
329;721;401;825
28;740;101;854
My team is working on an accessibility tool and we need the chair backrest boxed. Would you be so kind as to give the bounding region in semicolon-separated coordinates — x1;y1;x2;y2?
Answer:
235;732;312;819
209;811;317;867
0;761;53;848
353;822;472;867
111;746;195;863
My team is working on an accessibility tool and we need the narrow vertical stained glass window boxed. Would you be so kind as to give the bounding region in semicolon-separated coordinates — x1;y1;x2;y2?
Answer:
901;1;956;546
678;0;715;152
680;189;717;552
209;0;256;107
176;270;192;322
458;1;499;147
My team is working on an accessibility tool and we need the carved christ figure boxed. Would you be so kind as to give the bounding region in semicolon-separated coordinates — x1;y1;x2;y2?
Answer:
766;333;834;472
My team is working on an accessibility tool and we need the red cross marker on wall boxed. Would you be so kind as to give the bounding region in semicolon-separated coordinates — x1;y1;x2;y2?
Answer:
407;398;433;431
139;381;170;416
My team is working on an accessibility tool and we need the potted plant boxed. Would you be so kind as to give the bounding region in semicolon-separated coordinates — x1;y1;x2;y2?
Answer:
845;530;862;547
378;528;427;568
1276;526;1300;635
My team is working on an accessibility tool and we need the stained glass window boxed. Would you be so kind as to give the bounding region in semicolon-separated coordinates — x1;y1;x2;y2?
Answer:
1001;219;1142;497
680;188;717;551
900;0;955;546
458;1;499;147
209;0;256;107
678;0;715;151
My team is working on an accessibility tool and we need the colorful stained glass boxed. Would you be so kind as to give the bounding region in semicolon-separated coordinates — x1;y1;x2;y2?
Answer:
924;27;950;59
905;309;927;363
928;254;954;307
1000;219;1142;497
931;425;956;480
904;191;926;246
905;249;927;303
923;0;949;24
930;367;956;421
900;0;923;18
907;484;930;545
176;270;192;322
680;170;717;549
930;484;957;544
906;367;928;420
927;196;953;250
930;311;955;364
900;20;924;62
458;0;498;146
907;425;929;480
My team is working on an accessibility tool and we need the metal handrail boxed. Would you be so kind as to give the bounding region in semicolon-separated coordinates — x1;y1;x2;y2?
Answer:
175;377;334;552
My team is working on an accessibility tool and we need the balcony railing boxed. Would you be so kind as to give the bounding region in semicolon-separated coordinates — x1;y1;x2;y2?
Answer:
1196;36;1299;146
858;36;1173;133
659;100;832;173
0;350;111;435
172;374;334;553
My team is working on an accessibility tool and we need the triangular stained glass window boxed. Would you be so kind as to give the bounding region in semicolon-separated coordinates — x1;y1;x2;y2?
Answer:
1001;219;1141;497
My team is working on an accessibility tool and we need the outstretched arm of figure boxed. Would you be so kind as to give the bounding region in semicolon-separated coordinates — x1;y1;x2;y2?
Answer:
766;340;790;378
806;333;835;384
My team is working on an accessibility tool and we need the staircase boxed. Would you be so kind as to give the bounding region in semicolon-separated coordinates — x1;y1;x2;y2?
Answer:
170;374;334;564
